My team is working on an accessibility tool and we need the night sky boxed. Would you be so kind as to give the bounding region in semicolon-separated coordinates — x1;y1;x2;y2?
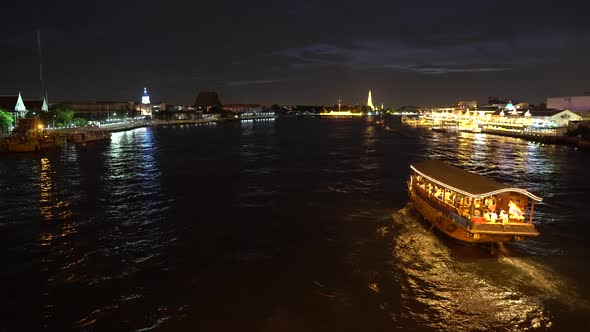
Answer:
2;0;589;106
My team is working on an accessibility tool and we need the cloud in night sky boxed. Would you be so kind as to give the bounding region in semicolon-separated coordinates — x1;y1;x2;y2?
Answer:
1;0;589;106
270;28;585;74
225;79;279;87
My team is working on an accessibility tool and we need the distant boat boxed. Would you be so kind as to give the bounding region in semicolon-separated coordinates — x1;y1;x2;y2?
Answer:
407;160;542;243
401;116;432;127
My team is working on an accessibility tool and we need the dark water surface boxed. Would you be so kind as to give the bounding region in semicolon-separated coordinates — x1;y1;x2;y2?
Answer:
1;117;589;331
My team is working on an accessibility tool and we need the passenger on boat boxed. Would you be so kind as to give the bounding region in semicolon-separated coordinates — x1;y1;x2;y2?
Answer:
474;199;482;209
484;211;491;222
499;210;508;223
471;210;486;224
490;211;498;223
435;189;443;200
464;197;472;207
487;200;496;213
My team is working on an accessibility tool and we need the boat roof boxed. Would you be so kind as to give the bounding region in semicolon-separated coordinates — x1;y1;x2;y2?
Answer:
410;160;542;201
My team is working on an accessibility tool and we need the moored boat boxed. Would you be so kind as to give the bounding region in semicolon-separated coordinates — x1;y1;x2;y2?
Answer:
458;121;482;133
6;136;40;152
67;130;111;144
407;160;542;243
401;116;433;127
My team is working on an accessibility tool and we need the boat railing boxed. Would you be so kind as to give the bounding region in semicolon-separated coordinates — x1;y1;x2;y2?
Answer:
412;179;536;230
412;182;473;228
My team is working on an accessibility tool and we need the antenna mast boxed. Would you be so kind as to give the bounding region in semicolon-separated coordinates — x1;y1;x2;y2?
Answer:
37;29;45;101
35;9;47;104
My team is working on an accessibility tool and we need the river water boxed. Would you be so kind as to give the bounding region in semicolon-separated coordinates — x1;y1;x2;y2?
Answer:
1;117;589;331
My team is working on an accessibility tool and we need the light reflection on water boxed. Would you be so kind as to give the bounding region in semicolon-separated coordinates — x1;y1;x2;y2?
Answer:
2;118;590;330
389;208;556;331
405;127;590;330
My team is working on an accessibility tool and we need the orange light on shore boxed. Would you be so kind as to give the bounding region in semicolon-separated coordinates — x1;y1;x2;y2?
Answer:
38;124;44;130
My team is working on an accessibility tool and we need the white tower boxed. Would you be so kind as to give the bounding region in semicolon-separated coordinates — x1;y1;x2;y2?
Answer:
367;90;375;110
142;87;151;105
140;87;152;117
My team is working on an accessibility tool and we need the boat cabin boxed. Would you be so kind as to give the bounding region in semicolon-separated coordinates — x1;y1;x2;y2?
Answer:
408;160;543;242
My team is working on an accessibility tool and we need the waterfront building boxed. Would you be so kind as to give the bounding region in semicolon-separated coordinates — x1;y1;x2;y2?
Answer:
291;105;323;115
194;91;222;112
223;104;262;113
223;104;275;119
165;104;185;112
547;96;590;112
148;101;167;114
456;100;477;110
63;101;135;120
528;109;582;128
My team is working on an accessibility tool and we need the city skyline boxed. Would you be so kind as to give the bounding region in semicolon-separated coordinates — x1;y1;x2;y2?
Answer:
2;0;589;106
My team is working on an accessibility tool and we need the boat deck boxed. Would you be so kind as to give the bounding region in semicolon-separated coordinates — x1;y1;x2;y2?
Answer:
472;222;538;236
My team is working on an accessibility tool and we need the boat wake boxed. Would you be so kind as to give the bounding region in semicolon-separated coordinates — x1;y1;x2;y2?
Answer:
389;206;554;331
496;255;590;312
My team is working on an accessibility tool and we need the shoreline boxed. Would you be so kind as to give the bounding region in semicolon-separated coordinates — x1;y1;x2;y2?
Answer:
480;128;590;149
404;124;590;149
50;115;276;135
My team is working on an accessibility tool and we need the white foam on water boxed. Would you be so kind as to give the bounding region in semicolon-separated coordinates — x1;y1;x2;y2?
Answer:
387;207;553;331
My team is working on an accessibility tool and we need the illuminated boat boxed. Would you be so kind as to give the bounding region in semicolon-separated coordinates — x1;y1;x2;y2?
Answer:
458;121;482;133
68;130;111;144
431;122;459;133
407;160;542;243
401;116;432;127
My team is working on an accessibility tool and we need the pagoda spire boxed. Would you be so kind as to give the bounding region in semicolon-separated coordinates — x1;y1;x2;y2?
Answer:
367;90;375;110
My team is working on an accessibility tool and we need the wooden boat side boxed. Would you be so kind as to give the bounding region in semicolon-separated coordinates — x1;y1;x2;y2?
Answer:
6;139;40;152
408;183;539;243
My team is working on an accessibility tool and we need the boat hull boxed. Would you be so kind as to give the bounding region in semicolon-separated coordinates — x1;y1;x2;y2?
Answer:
68;131;111;144
408;187;538;243
6;140;40;152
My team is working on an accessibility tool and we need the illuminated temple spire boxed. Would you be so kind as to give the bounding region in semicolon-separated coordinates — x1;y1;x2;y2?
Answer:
367;90;375;110
142;87;151;105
